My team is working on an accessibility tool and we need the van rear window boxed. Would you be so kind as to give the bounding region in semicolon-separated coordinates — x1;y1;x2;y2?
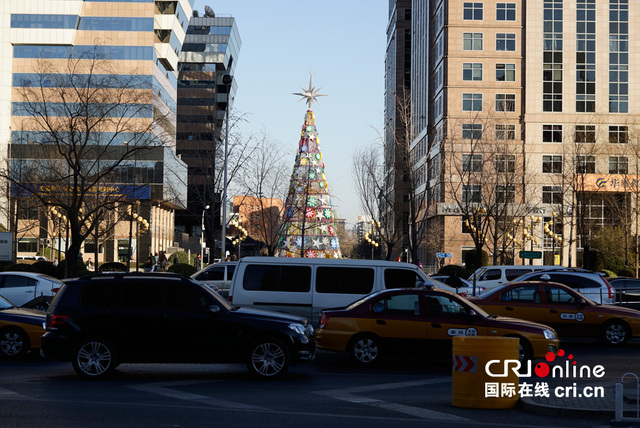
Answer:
316;267;374;294
384;269;423;288
243;265;311;292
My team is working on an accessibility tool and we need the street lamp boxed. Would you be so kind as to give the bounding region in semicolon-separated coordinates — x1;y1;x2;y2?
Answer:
201;204;210;265
221;74;232;262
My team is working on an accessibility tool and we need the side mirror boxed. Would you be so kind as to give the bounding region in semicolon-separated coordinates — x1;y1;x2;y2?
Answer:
422;281;434;289
209;305;221;314
540;274;551;281
467;309;478;320
579;298;587;306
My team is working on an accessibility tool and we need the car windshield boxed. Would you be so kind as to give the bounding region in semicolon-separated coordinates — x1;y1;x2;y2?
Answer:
456;295;492;318
0;296;14;310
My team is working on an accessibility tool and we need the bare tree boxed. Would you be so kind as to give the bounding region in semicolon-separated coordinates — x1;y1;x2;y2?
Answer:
3;52;168;276
443;108;535;267
234;135;289;255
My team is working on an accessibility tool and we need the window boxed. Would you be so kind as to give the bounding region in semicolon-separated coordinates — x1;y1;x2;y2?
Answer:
496;33;516;51
495;124;515;140
609;125;628;144
496;3;516;21
427;295;469;317
496;63;515;81
495;154;516;172
384;269;425;289
462;154;483;172
372;294;420;316
501;286;539;303
575;125;595;143
545;286;578;304
463;33;483;50
463;184;482;203
243;265;311;292
576;156;596;174
316;267;374;294
462;124;483;139
542;155;563;173
495;94;516;112
543;124;562;143
609;156;628;174
463;93;483;111
463;63;483;81
463;2;483;20
542;186;562;204
496;185;515;203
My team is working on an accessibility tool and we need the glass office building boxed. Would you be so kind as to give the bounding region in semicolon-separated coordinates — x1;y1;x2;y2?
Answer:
1;0;192;263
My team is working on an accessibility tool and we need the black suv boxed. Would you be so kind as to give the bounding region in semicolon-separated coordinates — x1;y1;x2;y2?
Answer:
40;273;315;379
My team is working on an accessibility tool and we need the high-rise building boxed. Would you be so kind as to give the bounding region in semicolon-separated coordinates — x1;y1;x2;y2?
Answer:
390;0;640;269
384;1;412;261
1;0;192;264
175;7;240;259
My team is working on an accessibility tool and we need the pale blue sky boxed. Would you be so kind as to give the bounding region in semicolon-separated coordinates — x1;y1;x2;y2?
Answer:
192;1;388;227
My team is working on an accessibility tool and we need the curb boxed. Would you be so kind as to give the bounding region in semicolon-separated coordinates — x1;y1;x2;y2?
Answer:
518;396;615;421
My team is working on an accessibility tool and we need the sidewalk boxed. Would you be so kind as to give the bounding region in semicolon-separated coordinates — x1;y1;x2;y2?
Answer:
519;380;640;425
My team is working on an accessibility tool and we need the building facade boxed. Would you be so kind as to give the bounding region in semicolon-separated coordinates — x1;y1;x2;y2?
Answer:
175;9;240;259
389;0;640;270
1;0;191;264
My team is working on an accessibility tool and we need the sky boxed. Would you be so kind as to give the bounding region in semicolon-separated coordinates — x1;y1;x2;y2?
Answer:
192;0;388;227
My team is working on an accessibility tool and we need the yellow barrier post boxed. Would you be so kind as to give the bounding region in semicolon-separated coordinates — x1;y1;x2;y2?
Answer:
452;336;520;409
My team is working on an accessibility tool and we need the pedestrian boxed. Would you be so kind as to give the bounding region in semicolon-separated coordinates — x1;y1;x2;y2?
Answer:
158;251;169;272
148;253;157;272
85;258;93;270
172;254;179;265
417;260;423;269
446;271;464;290
194;255;201;270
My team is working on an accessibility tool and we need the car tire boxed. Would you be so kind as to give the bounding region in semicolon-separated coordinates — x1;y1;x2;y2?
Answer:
349;334;382;365
600;320;630;346
72;337;117;379
0;327;30;358
246;337;290;379
517;337;533;362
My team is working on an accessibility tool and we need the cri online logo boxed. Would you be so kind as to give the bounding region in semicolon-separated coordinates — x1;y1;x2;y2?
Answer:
486;349;605;379
596;178;607;189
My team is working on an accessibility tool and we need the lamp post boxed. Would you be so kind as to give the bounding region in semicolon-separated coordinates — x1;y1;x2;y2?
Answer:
201;204;210;265
221;74;232;261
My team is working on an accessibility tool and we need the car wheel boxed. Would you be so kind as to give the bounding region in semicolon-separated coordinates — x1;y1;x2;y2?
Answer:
246;337;290;379
32;303;48;312
517;337;533;362
72;337;117;379
349;334;381;364
0;327;30;358
601;320;630;346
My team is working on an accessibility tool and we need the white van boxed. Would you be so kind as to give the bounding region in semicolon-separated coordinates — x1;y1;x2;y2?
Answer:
468;265;558;290
228;257;430;325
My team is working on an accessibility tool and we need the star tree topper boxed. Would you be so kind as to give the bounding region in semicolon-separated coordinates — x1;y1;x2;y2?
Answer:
293;73;327;110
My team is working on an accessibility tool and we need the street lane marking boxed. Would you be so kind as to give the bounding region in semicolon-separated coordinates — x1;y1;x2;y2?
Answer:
128;380;268;410
315;377;471;422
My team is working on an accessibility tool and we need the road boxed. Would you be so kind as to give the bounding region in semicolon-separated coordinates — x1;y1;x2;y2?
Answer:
1;342;637;428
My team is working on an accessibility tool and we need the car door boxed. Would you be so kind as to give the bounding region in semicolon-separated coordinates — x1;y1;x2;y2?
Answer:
540;285;597;338
425;293;488;351
161;282;221;361
492;285;545;321
0;274;37;306
364;292;428;356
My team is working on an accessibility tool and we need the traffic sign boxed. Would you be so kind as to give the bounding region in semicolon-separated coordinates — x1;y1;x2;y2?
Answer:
519;250;542;259
436;252;453;258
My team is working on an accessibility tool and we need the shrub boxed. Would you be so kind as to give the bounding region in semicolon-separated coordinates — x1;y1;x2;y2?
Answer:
167;263;197;276
617;268;635;278
97;262;128;272
4;263;36;272
32;261;63;279
464;249;489;270
438;265;466;277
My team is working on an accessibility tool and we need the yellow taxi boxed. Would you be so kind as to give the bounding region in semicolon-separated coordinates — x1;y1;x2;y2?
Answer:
470;280;640;345
0;295;45;358
315;288;558;364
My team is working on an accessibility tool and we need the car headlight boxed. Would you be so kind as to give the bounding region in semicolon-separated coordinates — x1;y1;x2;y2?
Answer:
543;329;556;340
288;323;307;335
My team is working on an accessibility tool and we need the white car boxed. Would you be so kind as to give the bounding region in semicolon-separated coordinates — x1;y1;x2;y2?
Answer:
0;272;63;310
430;276;486;297
191;262;237;299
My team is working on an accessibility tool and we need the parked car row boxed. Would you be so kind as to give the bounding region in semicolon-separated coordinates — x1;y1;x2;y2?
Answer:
4;260;640;382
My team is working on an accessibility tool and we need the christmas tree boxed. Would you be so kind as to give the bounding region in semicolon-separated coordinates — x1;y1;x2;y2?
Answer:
275;76;342;258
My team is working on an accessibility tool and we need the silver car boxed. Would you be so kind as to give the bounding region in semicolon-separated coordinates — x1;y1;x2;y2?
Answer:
513;269;615;304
